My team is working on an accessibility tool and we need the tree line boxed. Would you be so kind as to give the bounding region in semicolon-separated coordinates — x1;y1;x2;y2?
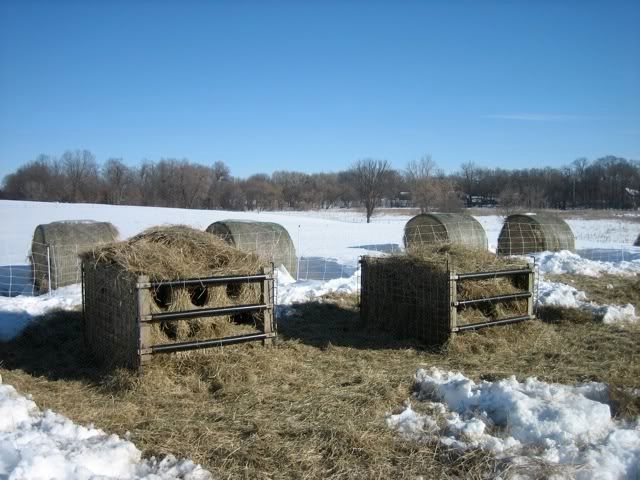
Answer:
2;150;639;222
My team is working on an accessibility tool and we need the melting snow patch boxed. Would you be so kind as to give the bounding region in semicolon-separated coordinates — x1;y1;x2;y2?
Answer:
0;284;82;341
0;381;212;479
535;250;640;277
386;368;640;479
276;268;359;305
537;279;638;324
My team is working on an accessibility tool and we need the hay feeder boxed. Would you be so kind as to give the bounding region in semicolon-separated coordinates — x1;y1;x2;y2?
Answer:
360;250;535;345
497;213;575;255
31;220;119;293
82;226;276;370
404;213;488;250
206;220;297;278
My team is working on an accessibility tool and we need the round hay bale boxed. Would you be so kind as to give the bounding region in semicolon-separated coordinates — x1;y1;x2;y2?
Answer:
206;220;297;279
31;220;118;293
403;213;488;250
497;213;575;255
83;225;267;342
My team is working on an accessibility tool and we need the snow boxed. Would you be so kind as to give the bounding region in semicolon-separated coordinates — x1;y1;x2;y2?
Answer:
0;285;82;341
387;368;640;479
0;380;212;479
535;250;640;277
276;266;359;305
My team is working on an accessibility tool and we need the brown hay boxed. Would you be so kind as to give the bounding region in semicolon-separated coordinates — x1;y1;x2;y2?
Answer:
83;225;268;345
405;244;529;324
83;225;263;280
405;243;527;273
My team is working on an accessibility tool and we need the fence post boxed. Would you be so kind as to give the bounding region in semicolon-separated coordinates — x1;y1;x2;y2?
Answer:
262;265;275;347
137;276;153;369
46;246;52;297
296;225;301;281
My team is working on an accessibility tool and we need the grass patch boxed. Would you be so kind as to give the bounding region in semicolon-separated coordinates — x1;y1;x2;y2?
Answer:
1;297;639;478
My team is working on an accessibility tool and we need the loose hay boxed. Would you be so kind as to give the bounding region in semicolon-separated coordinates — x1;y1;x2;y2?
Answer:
82;226;270;366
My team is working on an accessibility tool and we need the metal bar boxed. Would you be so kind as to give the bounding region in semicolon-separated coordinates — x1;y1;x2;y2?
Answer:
454;292;532;307
142;303;269;322
150;332;277;354
454;268;532;280
451;314;535;332
138;273;272;289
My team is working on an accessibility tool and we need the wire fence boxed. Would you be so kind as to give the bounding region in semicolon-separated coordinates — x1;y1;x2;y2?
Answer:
1;222;638;298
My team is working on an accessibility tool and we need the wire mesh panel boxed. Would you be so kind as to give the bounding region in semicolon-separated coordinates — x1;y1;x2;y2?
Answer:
83;262;276;370
361;256;451;345
360;256;535;345
497;214;575;255
83;264;140;368
404;214;488;250
206;221;297;279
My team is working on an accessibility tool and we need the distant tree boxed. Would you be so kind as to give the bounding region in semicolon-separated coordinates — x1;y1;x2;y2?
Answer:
102;158;134;205
405;155;438;212
348;159;391;223
212;161;231;182
242;174;280;211
60;150;99;202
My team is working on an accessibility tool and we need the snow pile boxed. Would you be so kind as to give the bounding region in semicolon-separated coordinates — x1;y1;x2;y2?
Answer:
0;381;212;479
277;267;359;305
387;368;640;479
0;285;82;341
537;279;638;324
535;250;640;277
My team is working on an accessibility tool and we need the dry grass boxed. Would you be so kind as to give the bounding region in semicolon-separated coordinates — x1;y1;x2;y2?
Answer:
1;296;639;479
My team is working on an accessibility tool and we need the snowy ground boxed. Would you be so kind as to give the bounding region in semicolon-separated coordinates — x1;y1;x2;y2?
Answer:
0;378;212;479
387;368;640;479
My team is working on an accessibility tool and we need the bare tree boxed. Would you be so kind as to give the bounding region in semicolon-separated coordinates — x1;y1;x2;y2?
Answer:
405;155;438;213
349;159;391;223
61;150;99;202
102;158;134;205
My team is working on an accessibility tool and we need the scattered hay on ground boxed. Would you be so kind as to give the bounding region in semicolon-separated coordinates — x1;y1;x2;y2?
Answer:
1;294;638;478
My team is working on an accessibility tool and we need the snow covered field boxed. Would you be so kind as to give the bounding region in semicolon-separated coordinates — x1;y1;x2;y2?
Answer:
1;200;640;479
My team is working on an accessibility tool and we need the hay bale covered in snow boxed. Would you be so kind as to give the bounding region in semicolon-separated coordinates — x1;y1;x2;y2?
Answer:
497;213;575;255
82;225;272;368
404;213;488;250
361;244;533;345
31;220;118;293
206;220;297;278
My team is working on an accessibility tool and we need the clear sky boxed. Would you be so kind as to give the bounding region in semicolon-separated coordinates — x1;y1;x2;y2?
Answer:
1;0;639;180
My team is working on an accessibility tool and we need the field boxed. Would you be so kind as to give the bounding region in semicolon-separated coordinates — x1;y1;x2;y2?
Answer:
1;200;640;479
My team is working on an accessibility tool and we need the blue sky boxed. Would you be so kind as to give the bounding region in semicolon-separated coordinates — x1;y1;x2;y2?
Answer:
1;1;639;179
